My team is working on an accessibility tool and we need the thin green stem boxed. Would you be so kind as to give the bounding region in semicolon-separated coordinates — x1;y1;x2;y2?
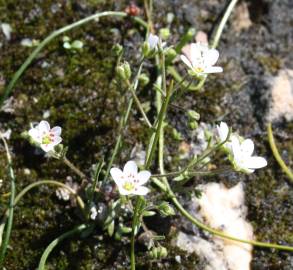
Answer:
210;0;239;49
88;160;104;206
130;197;145;270
267;123;293;183
130;3;154;265
14;180;85;210
104;61;144;181
63;156;87;179
171;195;293;251
38;224;88;270
152;167;231;178
0;11;147;108
126;80;152;128
0;136;16;266
145;82;172;169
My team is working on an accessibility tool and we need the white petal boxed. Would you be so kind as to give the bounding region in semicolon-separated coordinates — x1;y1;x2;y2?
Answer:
217;122;229;142
203;48;219;66
110;168;124;186
51;126;62;136
182;44;192;61
137;171;151;185
28;128;42;143
40;143;54;152
51;136;62;146
117;185;132;196
133;186;149;196
190;43;202;61
180;55;193;69
148;34;159;49
242;156;267;169
123;161;137;176
231;136;243;161
241;139;254;157
38;121;50;133
203;66;223;73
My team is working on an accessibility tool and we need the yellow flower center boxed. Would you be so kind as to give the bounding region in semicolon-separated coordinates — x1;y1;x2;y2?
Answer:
123;181;135;191
193;67;204;73
42;134;52;145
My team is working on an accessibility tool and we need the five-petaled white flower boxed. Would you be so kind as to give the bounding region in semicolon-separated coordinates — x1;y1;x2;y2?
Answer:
28;120;62;152
110;161;151;196
181;42;223;76
230;136;267;173
216;121;267;173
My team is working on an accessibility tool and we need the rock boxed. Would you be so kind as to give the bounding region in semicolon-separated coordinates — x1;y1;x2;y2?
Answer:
174;182;254;270
267;69;293;122
232;2;252;32
175;231;228;270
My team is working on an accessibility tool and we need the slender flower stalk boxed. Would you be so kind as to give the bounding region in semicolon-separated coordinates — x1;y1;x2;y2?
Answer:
267;123;293;183
126;80;153;128
104;60;144;182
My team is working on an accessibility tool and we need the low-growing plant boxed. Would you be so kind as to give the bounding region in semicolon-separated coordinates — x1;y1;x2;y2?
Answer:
0;0;292;269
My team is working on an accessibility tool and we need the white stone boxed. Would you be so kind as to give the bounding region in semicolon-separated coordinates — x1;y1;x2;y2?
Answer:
268;69;293;122
175;182;253;270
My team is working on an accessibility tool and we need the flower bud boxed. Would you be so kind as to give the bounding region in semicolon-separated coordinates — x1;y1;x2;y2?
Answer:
165;48;177;61
159;28;170;40
149;246;168;259
112;43;123;56
116;62;131;80
188;110;200;121
172;128;183;141
124;62;131;79
142;41;151;57
158;202;175;216
189;121;198;130
120;226;132;234
143;210;156;217
138;73;150;86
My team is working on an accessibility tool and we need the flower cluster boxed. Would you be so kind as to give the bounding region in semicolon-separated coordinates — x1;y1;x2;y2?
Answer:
217;122;267;173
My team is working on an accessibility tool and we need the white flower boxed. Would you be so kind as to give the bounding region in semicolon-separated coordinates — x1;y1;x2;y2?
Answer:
147;33;160;50
181;43;223;75
147;33;166;51
28;120;62;152
216;121;232;150
216;121;267;173
110;161;151;196
230;136;267;173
